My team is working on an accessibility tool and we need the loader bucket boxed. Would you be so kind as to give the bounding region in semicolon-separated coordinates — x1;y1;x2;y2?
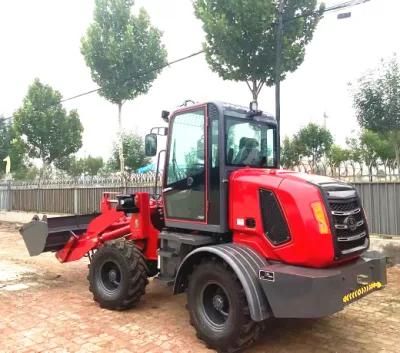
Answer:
19;214;98;256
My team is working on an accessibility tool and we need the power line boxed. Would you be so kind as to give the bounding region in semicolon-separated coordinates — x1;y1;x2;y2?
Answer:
325;0;371;13
1;49;205;120
1;0;372;121
37;3;375;103
61;49;205;103
283;0;372;24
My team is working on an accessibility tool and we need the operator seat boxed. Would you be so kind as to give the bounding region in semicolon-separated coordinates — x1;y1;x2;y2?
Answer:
233;138;260;165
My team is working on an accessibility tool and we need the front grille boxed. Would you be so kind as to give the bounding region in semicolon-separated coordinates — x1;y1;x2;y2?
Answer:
329;200;358;212
328;197;369;256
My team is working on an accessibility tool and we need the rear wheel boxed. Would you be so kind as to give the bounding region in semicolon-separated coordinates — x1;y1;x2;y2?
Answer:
88;240;148;310
187;259;264;352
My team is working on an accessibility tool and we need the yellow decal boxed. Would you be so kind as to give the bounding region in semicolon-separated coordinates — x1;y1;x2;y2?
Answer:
342;281;383;303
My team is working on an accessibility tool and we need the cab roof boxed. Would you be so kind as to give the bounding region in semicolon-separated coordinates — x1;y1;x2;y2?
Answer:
173;100;276;123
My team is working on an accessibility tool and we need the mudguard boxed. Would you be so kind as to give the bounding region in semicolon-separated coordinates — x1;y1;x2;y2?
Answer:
174;243;271;322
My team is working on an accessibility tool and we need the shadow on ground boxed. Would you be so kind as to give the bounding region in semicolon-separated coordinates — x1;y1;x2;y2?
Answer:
381;242;400;266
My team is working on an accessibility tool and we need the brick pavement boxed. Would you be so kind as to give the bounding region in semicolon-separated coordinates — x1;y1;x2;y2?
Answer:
0;223;399;353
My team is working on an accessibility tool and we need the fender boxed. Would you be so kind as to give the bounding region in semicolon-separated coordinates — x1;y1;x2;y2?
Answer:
174;243;271;322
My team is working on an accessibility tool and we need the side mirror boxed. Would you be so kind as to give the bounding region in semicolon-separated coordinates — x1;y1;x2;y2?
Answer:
145;133;157;157
161;110;170;122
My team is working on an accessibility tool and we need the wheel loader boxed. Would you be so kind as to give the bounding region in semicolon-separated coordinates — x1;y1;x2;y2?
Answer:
20;101;387;352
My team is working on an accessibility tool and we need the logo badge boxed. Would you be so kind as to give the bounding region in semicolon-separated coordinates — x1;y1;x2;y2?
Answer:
344;215;357;231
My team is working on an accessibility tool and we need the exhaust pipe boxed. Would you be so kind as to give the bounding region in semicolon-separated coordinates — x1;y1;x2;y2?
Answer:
19;214;98;256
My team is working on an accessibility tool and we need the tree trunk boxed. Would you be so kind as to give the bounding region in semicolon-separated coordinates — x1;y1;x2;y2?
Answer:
395;143;400;177
117;103;125;174
251;80;258;102
369;164;373;182
39;159;49;186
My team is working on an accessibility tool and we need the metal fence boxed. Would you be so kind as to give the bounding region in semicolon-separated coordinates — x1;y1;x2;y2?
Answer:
0;182;10;211
292;161;400;182
353;183;400;237
0;176;159;214
0;176;399;236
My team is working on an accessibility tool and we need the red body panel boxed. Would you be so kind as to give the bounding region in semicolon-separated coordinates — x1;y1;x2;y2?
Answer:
229;168;336;268
56;192;161;263
128;193;160;261
55;169;359;269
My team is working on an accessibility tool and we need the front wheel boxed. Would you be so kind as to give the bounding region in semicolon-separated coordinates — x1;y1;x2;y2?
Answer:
88;240;149;310
187;259;264;352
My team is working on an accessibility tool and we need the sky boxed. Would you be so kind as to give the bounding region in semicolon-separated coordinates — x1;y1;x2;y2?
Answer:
0;0;399;160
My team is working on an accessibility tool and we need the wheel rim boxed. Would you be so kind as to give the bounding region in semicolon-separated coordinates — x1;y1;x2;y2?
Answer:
200;282;230;329
98;260;122;293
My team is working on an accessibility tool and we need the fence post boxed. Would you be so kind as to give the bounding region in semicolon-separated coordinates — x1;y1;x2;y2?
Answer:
74;188;78;214
36;187;40;212
6;180;11;211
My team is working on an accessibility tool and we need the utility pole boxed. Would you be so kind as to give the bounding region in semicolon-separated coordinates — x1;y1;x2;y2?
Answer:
275;0;286;167
273;0;371;167
323;112;328;129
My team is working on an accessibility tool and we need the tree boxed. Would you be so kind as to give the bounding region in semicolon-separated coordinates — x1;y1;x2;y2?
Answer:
345;130;393;181
84;156;104;176
353;57;400;168
328;145;350;168
296;123;333;170
0;119;30;178
56;155;104;177
108;132;150;172
193;0;324;102
81;0;167;173
14;79;83;176
281;136;301;169
327;145;350;177
358;129;395;181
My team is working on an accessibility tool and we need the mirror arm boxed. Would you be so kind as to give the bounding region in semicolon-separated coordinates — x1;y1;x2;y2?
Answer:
153;149;166;199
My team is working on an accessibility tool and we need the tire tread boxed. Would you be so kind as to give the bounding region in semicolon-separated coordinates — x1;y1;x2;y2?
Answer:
187;258;265;352
88;239;149;310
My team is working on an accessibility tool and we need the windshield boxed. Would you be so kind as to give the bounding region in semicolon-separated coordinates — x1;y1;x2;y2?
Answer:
225;116;277;168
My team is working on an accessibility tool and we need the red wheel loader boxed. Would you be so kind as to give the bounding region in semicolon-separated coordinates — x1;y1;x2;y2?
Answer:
20;101;387;352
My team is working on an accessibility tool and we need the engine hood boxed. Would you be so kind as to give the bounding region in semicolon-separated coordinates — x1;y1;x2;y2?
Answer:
229;167;365;268
231;168;347;186
230;168;357;199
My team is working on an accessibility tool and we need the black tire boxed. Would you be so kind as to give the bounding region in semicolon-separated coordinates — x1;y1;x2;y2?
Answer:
88;240;149;310
187;259;265;352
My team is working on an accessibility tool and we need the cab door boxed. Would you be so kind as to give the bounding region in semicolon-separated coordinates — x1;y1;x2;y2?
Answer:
163;106;207;224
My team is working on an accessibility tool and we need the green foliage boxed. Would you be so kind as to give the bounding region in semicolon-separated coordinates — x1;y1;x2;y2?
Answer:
281;136;300;168
343;129;395;180
327;145;350;167
84;156;104;176
194;0;324;100
359;130;392;167
295;123;333;166
345;136;363;165
0;119;31;178
353;57;400;166
81;0;168;105
56;155;104;177
14;79;83;166
108;132;151;172
184;148;198;169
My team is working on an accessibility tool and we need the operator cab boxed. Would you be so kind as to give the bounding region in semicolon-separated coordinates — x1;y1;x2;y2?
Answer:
145;101;278;233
